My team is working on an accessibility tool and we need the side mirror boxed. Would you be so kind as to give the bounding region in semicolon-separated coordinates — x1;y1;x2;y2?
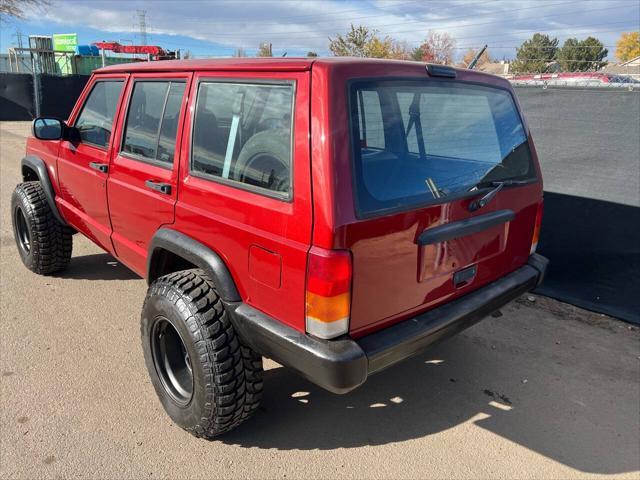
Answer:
33;118;64;140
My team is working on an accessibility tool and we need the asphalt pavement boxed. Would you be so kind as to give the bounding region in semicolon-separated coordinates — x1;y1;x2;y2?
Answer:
1;122;639;479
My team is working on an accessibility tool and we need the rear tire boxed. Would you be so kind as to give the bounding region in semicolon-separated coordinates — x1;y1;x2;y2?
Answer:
141;268;263;439
11;181;73;275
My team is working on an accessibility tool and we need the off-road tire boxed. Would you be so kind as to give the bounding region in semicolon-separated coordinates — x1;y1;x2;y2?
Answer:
11;181;73;275
141;268;263;439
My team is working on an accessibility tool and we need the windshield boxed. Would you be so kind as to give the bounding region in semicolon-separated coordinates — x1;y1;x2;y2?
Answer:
350;79;536;215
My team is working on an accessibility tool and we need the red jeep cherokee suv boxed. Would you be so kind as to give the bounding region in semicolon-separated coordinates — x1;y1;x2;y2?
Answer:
12;58;547;438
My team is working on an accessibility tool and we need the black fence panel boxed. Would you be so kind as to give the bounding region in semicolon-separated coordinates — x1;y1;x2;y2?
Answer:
0;73;35;120
515;87;640;323
39;74;90;119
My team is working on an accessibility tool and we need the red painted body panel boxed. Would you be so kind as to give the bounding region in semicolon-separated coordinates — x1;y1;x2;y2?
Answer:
171;70;312;332
24;57;543;340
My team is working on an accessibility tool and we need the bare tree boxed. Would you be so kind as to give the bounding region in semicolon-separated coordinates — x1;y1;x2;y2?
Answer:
1;0;51;20
412;32;456;65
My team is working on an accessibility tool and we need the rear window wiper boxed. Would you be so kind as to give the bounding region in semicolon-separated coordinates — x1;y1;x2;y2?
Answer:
468;180;530;212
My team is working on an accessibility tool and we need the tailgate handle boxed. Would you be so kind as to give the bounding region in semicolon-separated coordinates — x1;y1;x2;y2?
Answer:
417;209;515;246
453;265;477;288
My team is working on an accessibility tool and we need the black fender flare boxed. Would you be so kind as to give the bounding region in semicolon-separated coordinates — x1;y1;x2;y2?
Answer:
147;228;241;303
21;155;68;226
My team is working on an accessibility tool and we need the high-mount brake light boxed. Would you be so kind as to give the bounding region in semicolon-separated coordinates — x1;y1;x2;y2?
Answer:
426;63;457;78
305;247;352;340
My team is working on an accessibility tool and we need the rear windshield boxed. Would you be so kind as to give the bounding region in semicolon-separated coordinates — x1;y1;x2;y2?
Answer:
349;79;535;215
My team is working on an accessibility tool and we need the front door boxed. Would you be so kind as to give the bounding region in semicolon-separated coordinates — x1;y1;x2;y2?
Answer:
107;73;192;276
57;76;127;251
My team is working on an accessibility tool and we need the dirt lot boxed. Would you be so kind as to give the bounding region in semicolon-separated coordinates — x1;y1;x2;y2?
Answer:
1;121;639;479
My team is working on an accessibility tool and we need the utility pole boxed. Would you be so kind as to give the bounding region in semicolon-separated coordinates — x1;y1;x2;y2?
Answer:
13;29;24;49
137;10;148;46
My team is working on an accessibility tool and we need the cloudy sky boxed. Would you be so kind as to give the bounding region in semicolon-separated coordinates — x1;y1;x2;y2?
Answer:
1;0;639;59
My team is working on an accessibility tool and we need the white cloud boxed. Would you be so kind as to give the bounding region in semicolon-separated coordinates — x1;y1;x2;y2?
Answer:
22;0;638;56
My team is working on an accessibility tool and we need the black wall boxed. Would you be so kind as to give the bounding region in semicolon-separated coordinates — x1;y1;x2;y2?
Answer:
40;74;90;119
515;87;640;323
0;73;89;121
0;73;35;120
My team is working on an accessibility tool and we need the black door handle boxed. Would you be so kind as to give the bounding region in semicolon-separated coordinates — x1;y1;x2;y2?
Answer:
89;162;108;173
145;180;172;195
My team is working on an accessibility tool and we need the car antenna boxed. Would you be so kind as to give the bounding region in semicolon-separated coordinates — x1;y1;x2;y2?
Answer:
468;44;487;70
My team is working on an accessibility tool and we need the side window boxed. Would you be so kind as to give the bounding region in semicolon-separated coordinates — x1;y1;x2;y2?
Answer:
122;81;186;164
191;81;293;197
75;81;124;148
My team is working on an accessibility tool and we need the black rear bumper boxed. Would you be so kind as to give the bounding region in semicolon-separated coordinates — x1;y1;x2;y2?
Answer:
229;254;548;394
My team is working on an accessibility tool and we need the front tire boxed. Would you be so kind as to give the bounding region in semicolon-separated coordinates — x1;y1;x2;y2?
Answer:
141;269;263;439
11;181;73;275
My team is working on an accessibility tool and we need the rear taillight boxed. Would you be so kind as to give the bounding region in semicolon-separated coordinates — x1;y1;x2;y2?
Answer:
530;201;543;254
305;247;352;339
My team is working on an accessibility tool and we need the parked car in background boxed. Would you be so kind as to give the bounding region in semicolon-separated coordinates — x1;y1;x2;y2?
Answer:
11;57;547;438
510;72;639;87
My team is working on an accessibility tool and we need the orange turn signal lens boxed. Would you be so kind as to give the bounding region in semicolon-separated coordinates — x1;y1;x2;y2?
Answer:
305;247;352;339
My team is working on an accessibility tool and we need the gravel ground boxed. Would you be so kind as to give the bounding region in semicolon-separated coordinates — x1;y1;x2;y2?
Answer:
1;121;639;479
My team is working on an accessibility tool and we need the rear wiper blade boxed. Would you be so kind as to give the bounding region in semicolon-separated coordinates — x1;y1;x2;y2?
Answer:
471;179;531;190
468;180;531;212
469;182;504;212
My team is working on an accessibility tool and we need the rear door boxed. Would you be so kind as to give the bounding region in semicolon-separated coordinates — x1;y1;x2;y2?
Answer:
344;78;541;335
107;72;191;276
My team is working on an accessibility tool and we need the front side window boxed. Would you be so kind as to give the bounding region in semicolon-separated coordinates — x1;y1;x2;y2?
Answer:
191;81;294;197
75;81;124;147
122;81;186;164
350;80;535;215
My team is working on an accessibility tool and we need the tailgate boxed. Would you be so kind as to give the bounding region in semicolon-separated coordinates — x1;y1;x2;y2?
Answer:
344;77;541;336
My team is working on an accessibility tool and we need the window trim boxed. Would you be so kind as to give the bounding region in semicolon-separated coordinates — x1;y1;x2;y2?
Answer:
346;76;537;219
119;79;187;170
72;79;125;151
188;77;296;202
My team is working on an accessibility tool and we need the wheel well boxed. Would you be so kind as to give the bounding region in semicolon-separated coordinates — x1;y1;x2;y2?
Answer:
148;248;198;284
22;165;39;182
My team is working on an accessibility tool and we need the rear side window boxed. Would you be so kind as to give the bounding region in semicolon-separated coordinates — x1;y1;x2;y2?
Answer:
122;81;186;164
350;80;535;215
75;81;124;148
191;81;294;197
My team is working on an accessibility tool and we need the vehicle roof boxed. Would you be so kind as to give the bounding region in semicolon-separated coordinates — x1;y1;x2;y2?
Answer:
96;57;315;73
95;56;441;73
94;56;504;85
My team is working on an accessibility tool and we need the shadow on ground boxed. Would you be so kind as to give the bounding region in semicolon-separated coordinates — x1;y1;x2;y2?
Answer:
223;335;639;475
55;253;139;281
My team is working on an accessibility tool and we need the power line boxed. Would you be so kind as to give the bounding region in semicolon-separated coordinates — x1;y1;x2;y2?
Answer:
182;26;633;53
176;0;586;33
167;6;638;41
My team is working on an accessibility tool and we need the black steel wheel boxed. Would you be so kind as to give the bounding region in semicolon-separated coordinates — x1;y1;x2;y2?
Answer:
14;205;31;256
150;316;194;406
